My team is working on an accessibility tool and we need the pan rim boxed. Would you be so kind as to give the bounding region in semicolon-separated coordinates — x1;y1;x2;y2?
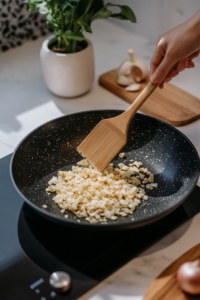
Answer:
10;110;200;229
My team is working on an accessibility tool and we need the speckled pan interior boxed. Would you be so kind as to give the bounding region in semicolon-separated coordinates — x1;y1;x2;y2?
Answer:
11;111;200;229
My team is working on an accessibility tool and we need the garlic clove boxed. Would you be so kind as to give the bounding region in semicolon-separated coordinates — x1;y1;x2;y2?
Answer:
125;83;141;92
118;75;134;87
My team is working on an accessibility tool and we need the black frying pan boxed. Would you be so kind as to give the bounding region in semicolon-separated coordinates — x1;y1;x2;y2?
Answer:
10;110;200;230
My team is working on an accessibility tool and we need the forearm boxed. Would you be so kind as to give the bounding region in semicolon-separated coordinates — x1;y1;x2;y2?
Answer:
183;10;200;50
150;10;200;87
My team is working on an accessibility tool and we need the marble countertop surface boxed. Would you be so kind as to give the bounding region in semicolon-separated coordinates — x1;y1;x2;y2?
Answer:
1;19;200;300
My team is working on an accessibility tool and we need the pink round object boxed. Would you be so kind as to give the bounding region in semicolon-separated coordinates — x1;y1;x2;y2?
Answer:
177;260;200;295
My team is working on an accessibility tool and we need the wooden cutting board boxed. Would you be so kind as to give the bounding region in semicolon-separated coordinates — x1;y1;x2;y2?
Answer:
99;69;200;127
143;243;200;300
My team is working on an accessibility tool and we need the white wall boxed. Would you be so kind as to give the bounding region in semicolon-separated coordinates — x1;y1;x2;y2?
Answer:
110;0;200;42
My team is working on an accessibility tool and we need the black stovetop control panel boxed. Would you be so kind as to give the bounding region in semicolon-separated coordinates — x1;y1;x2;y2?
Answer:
1;257;70;299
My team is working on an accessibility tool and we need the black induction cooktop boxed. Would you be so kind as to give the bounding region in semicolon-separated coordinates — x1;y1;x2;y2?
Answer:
1;154;200;300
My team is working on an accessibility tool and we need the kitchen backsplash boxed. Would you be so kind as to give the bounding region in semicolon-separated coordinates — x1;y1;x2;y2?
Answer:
110;0;200;42
0;0;52;52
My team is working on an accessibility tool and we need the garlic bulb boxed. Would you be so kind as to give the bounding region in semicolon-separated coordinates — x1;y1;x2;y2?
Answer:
117;48;148;87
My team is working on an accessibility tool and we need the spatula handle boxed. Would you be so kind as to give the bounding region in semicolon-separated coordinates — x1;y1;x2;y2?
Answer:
125;81;159;119
111;81;159;135
112;63;179;135
123;61;179;124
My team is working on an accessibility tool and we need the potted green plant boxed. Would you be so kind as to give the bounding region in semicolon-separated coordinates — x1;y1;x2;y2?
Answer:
26;0;136;97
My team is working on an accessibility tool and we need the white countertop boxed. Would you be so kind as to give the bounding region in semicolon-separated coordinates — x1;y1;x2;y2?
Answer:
1;19;200;300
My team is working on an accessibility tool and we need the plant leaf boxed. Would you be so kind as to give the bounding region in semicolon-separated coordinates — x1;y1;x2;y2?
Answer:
106;3;136;23
46;13;59;28
60;0;79;10
77;19;92;33
91;6;112;21
110;13;128;20
62;2;73;11
76;0;93;18
37;2;49;15
76;0;105;29
29;2;39;11
25;0;42;11
64;30;85;41
77;10;93;33
90;0;104;14
62;33;70;45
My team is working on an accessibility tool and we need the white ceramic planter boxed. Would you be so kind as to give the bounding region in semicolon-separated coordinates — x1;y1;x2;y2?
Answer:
40;35;95;98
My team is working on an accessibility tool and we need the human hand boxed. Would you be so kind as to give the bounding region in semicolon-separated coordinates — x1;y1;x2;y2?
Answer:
150;11;200;88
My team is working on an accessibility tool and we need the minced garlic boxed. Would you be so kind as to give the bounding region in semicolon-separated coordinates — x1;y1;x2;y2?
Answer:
46;160;158;224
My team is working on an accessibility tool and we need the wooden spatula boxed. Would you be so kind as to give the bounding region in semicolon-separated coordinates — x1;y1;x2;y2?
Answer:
77;81;159;172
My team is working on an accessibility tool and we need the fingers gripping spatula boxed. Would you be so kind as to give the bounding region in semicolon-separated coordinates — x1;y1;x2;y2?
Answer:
77;81;159;172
